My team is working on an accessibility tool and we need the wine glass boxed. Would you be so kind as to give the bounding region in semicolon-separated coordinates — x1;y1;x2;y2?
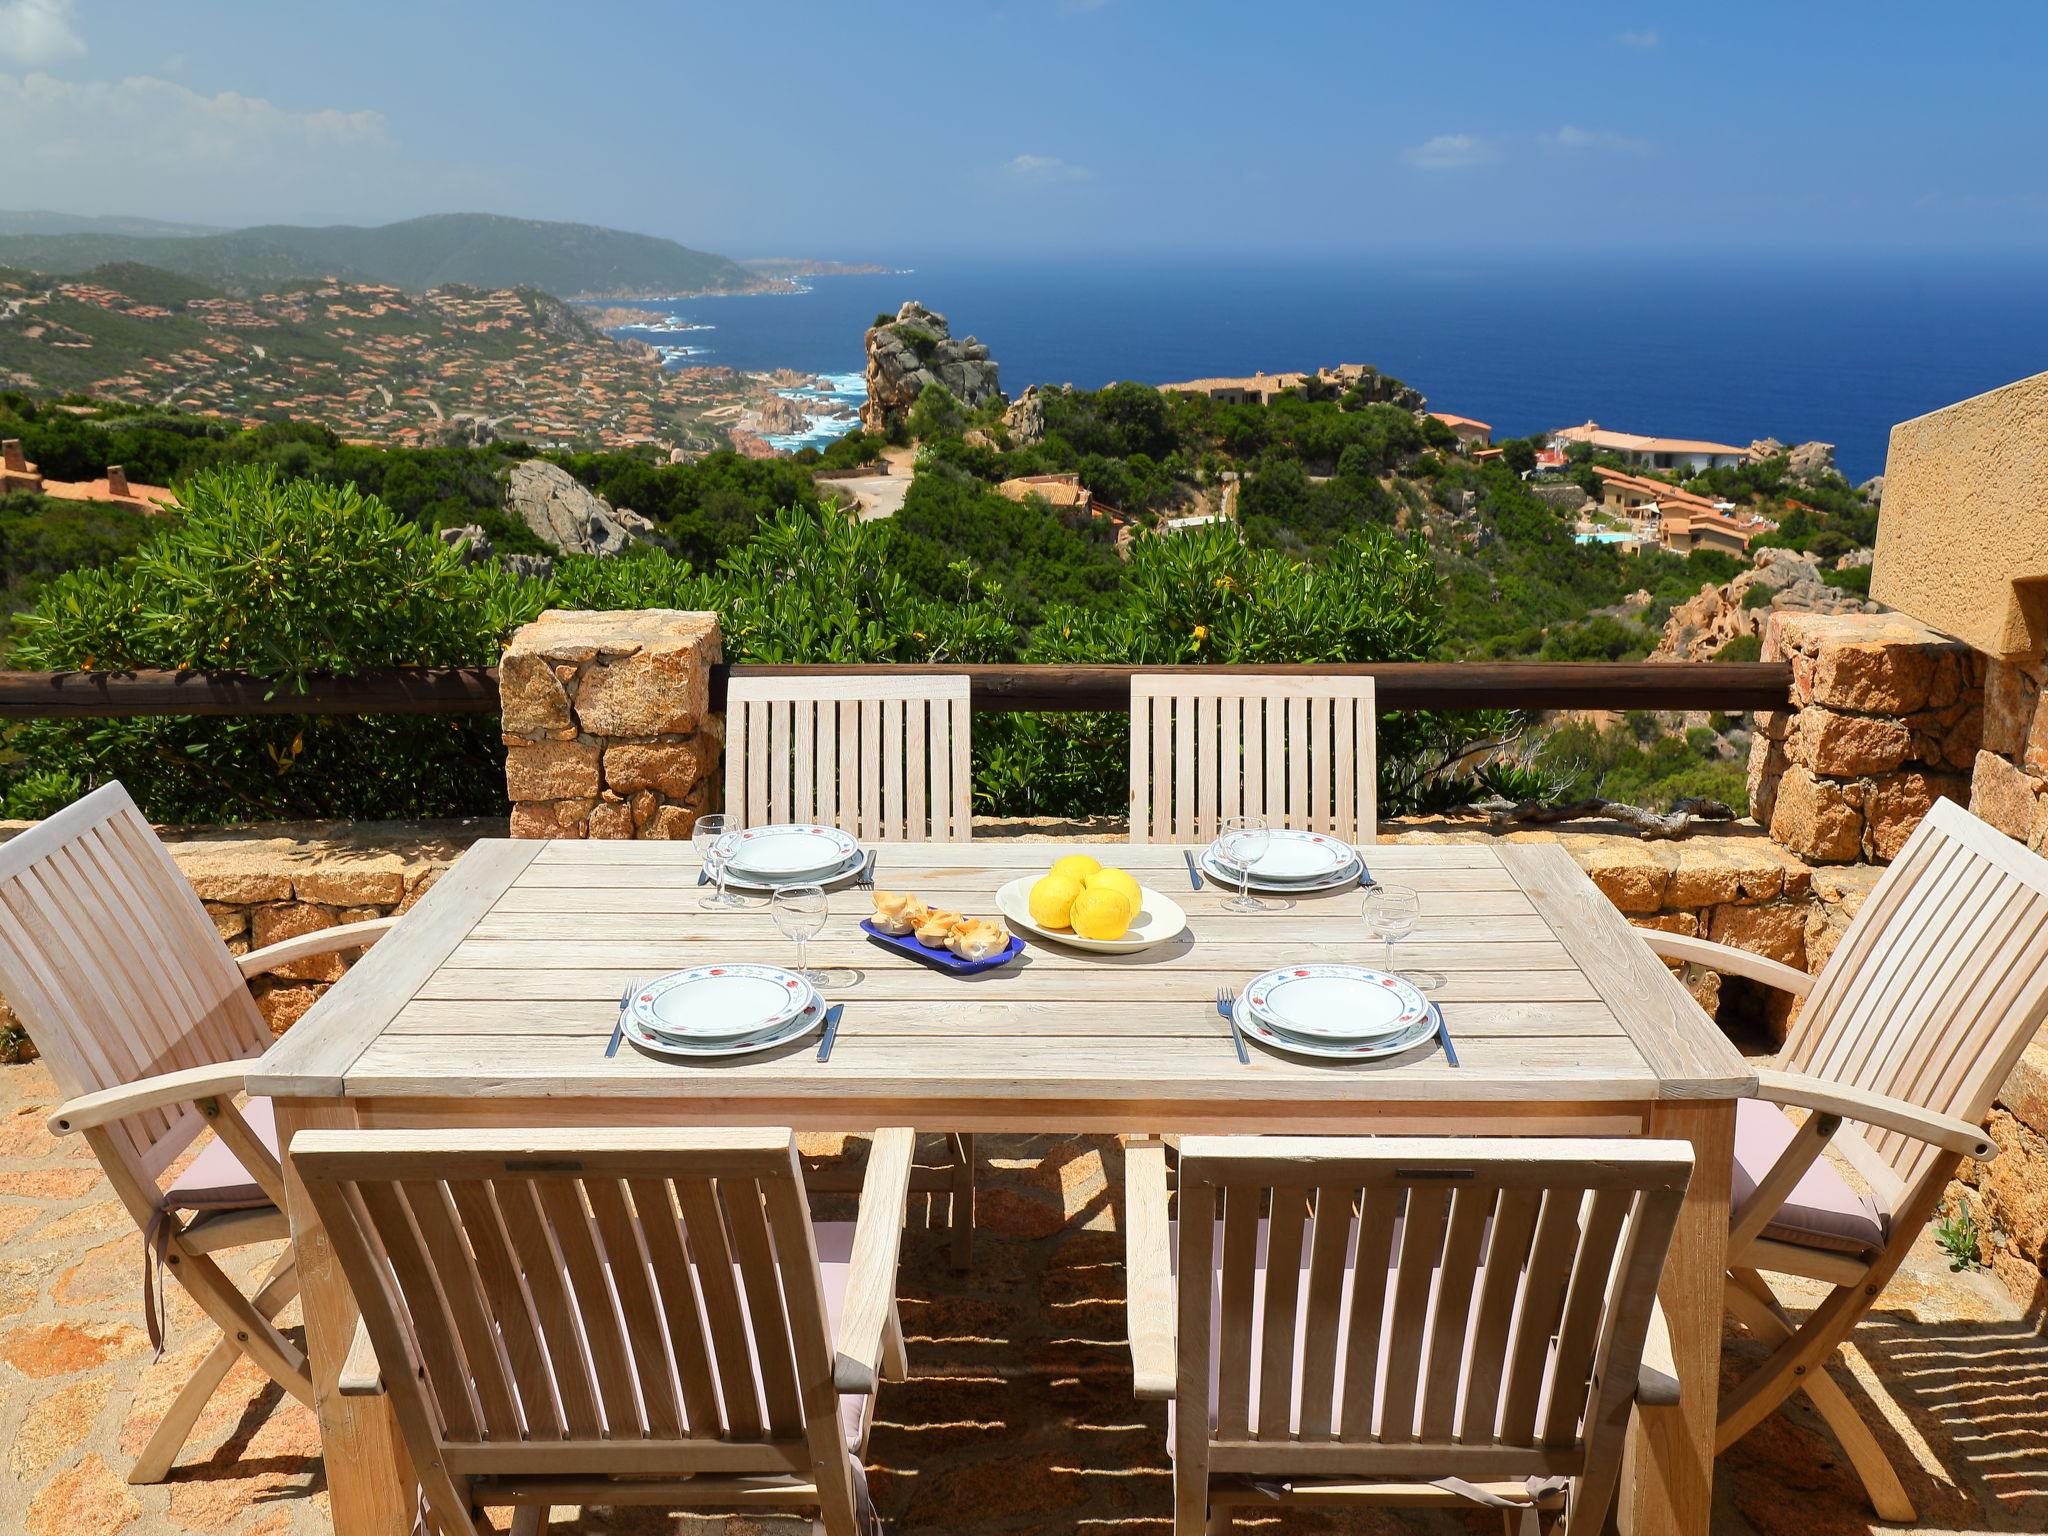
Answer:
1361;883;1420;975
771;883;829;988
694;815;746;910
1218;814;1272;913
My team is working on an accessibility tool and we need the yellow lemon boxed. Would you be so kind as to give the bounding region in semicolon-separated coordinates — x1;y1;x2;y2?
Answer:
1086;866;1143;909
1070;885;1135;941
1028;873;1084;929
1049;853;1101;883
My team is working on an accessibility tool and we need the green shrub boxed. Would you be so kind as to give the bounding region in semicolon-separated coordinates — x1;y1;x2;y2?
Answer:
1713;633;1763;663
1741;583;1776;611
10;466;544;822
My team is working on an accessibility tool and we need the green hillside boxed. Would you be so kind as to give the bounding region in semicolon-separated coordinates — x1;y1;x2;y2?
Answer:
0;213;758;298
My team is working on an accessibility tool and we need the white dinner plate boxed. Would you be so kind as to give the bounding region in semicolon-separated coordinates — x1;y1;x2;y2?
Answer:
1205;829;1358;883
624;988;827;1059
630;963;811;1043
724;824;862;879
1235;1003;1439;1062
995;876;1188;955
715;845;869;893
1242;964;1429;1042
1197;847;1363;895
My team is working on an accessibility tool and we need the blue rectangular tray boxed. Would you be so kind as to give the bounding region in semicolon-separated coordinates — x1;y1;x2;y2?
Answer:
859;919;1024;974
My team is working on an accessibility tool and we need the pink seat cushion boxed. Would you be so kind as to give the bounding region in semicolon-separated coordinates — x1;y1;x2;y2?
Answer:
814;1220;872;1448
1731;1098;1888;1258
162;1097;279;1212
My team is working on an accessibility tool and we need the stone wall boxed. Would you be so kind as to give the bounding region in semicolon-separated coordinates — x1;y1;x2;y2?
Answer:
1747;610;1981;863
499;608;722;840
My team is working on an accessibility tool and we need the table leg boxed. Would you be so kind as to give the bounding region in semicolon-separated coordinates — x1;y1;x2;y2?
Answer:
276;1098;416;1536
1622;1099;1735;1536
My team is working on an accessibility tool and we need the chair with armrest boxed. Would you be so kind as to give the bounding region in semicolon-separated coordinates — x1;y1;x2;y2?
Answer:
0;780;393;1482
295;1125;917;1536
724;671;976;1266
1635;796;2048;1520
1125;1134;1692;1536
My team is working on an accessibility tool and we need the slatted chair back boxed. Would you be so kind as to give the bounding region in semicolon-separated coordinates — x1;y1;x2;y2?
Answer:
1128;675;1377;845
0;781;267;1194
724;674;972;841
1174;1137;1690;1522
294;1127;858;1530
1783;797;2048;1200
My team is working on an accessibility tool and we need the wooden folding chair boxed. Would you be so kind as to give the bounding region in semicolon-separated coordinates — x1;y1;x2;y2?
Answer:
724;671;976;1266
1636;796;2048;1520
294;1124;918;1536
0;781;393;1481
1125;1135;1692;1536
1128;674;1377;845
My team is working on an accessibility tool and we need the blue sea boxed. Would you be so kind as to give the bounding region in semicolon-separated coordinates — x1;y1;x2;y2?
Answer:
612;255;2048;481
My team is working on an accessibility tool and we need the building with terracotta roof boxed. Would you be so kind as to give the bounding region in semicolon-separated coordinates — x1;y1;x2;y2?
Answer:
1589;466;1775;556
1550;420;1750;474
1156;363;1383;406
1427;411;1493;450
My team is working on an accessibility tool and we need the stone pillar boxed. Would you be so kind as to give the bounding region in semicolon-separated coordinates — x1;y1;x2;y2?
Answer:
1748;611;1979;863
106;464;129;497
499;609;722;840
2;439;25;472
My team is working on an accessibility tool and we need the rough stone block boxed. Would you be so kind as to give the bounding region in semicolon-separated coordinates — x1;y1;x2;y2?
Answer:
1768;765;1865;863
1747;731;1788;827
1707;901;1808;970
250;902;343;982
504;738;601;802
603;740;708;799
642;803;697;840
1983;658;2036;757
496;649;574;737
1864;769;1968;861
1570;838;1670;913
2000;1036;2048;1138
587;799;634;839
201;902;247;941
294;856;407;908
1665;844;1786;909
1969;749;2045;843
1788;707;1913;777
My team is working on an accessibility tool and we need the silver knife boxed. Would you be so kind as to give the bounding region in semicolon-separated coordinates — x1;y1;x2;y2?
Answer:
605;983;632;1058
1182;848;1203;890
815;1002;846;1062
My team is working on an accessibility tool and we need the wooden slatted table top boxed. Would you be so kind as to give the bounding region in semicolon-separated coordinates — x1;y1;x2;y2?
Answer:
251;839;1754;1126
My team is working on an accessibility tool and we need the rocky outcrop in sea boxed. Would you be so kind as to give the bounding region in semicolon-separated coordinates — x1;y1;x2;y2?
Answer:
861;301;1002;432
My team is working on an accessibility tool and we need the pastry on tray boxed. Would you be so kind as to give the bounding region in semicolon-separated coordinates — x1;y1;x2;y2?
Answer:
913;909;966;948
868;890;930;936
946;918;1010;962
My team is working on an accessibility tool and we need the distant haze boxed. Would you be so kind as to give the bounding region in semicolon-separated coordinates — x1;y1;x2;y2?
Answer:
0;1;2043;258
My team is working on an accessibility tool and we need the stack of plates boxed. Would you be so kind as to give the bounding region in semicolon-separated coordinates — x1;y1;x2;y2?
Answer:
1233;963;1436;1061
718;824;867;891
1199;828;1363;894
620;963;826;1059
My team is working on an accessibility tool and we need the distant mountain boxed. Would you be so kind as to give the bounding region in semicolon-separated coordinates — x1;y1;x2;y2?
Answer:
0;210;227;238
0;213;762;299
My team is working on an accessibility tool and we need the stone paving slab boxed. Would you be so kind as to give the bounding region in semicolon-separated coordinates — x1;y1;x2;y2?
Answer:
2;1059;2043;1535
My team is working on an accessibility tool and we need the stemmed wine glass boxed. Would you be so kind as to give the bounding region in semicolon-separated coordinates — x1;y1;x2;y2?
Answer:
1219;814;1272;913
1361;883;1420;975
771;883;829;988
694;814;748;909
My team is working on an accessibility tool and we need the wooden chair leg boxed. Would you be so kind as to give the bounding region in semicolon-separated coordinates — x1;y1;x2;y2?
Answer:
1173;1458;1207;1536
130;1250;299;1484
164;1245;314;1407
1723;1270;1915;1520
1206;1506;1231;1535
508;1507;544;1536
948;1133;975;1270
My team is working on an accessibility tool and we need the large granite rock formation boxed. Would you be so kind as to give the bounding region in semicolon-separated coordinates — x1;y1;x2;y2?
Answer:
862;302;1001;433
1004;384;1047;447
1653;547;1876;661
505;460;670;558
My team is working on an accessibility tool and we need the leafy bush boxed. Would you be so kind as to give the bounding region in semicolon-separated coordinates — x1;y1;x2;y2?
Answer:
10;467;544;822
1741;583;1775;611
1713;633;1764;663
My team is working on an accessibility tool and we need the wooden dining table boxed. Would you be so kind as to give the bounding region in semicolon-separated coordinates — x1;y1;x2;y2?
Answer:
252;836;1753;1536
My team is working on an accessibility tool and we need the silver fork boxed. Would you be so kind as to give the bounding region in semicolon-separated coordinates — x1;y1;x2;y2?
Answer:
854;847;878;891
1214;984;1251;1064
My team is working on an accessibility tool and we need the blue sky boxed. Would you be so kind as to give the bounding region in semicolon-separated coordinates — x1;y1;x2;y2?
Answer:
2;0;2044;258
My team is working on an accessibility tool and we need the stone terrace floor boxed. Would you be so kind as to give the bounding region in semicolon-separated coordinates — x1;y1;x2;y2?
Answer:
4;1065;2047;1536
